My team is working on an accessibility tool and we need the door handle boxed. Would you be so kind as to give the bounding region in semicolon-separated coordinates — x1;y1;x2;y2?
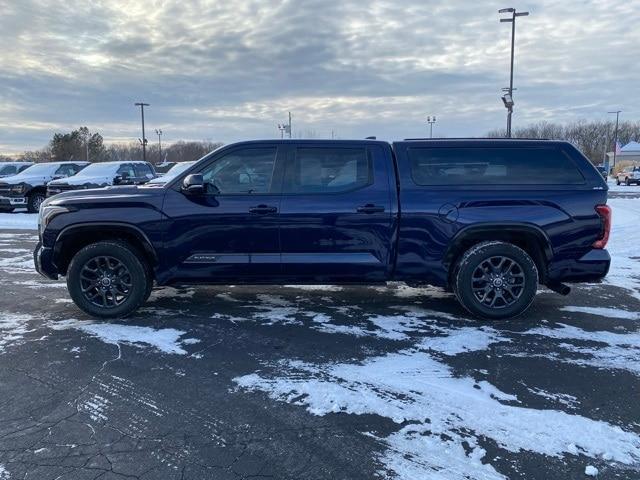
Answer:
357;204;385;214
249;205;278;214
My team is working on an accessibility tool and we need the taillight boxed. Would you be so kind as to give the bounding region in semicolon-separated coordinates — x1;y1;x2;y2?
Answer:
593;204;611;249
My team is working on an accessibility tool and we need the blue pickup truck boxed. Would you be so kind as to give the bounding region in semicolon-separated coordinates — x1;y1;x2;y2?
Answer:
34;139;611;320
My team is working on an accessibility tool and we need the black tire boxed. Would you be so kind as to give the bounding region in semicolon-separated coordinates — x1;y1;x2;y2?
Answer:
27;192;45;213
453;241;538;320
616;178;621;185
66;241;151;318
626;178;631;186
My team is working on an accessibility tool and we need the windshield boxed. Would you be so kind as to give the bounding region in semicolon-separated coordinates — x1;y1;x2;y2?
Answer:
147;162;196;184
70;162;119;178
0;165;17;175
12;163;58;177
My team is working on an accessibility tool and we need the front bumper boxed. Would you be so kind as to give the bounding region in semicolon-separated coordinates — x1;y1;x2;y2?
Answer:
0;196;27;206
34;241;58;280
547;248;611;284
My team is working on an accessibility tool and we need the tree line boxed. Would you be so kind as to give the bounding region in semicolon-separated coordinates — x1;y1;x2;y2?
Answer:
11;127;223;165
486;120;640;165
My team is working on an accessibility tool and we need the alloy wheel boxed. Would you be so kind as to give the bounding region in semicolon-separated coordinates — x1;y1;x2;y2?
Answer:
79;255;133;308
471;255;525;309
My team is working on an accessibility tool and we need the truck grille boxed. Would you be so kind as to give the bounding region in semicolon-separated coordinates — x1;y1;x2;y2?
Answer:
0;184;11;194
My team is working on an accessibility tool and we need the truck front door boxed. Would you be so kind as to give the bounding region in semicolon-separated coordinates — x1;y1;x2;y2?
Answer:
160;145;283;283
278;143;396;282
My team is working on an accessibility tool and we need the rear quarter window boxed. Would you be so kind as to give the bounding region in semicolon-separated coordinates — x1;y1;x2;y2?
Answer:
408;147;585;186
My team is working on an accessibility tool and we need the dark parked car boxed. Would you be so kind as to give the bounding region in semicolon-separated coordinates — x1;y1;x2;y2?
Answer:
35;139;611;320
0;162;33;178
0;161;88;212
47;161;156;196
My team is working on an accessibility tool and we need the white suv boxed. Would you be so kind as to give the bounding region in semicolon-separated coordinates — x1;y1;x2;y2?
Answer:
616;166;640;186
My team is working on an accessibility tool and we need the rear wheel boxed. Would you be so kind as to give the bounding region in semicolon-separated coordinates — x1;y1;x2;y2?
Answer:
27;192;45;213
67;241;151;318
626;177;631;186
616;178;621;185
453;241;538;320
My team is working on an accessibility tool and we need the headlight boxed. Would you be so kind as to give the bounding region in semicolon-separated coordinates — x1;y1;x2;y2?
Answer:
38;205;70;230
10;184;25;194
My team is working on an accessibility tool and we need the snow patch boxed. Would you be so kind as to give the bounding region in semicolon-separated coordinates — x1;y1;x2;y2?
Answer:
49;319;198;355
235;349;640;478
560;306;639;321
0;213;38;230
0;312;34;353
523;324;640;375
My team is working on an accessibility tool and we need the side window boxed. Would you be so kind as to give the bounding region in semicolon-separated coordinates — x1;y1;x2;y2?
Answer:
55;164;76;177
284;147;371;194
134;164;154;179
117;164;136;177
200;148;277;194
1;166;16;175
408;147;585;186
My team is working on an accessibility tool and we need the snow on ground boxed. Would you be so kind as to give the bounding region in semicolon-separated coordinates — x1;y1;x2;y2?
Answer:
48;319;199;355
560;306;640;320
235;346;640;479
606;196;640;300
0;312;35;354
0;464;8;480
522;323;640;376
0;213;37;230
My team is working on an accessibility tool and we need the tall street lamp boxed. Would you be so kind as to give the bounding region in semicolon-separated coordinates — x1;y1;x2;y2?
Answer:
499;8;529;138
608;110;622;170
155;129;163;163
134;102;150;161
427;116;437;138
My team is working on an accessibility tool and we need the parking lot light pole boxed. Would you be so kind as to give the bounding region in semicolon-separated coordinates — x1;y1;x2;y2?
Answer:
608;110;621;170
427;116;436;138
155;129;163;163
135;102;150;162
499;8;529;138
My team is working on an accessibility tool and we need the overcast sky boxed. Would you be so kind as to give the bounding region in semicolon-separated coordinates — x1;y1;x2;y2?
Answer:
0;0;638;154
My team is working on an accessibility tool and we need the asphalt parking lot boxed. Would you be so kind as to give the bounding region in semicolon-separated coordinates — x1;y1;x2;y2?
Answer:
0;189;639;479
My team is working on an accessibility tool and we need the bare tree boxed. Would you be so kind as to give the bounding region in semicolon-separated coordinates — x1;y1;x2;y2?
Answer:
486;120;640;164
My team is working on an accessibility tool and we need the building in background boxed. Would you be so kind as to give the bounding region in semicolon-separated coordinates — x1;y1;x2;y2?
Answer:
606;141;640;172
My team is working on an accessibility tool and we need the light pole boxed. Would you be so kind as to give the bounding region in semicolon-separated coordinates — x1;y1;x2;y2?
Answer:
608;110;621;170
499;8;529;137
155;129;163;163
427;116;437;138
134;102;150;161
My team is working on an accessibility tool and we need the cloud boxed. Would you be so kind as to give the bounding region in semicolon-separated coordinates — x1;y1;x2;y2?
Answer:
0;0;638;153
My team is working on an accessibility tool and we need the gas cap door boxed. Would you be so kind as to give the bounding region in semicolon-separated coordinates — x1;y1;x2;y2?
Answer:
438;203;459;223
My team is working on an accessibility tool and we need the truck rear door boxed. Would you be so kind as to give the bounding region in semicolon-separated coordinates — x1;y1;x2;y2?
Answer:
278;142;396;282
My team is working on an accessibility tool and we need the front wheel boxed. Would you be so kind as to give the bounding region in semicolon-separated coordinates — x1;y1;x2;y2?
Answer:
616;178;621;185
626;178;631;186
453;241;538;320
27;192;45;213
67;241;151;318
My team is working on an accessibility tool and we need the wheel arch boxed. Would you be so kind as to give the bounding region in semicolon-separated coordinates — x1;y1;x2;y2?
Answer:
444;223;553;285
53;222;158;277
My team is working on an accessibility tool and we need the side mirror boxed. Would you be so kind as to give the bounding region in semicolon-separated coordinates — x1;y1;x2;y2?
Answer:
182;174;205;194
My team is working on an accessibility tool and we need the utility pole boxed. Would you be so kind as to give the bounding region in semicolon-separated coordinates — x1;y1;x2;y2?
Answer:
278;112;293;139
427;116;437;138
288;111;292;139
499;8;529;138
608;110;621;170
86;140;89;162
134;102;150;162
155;129;163;164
